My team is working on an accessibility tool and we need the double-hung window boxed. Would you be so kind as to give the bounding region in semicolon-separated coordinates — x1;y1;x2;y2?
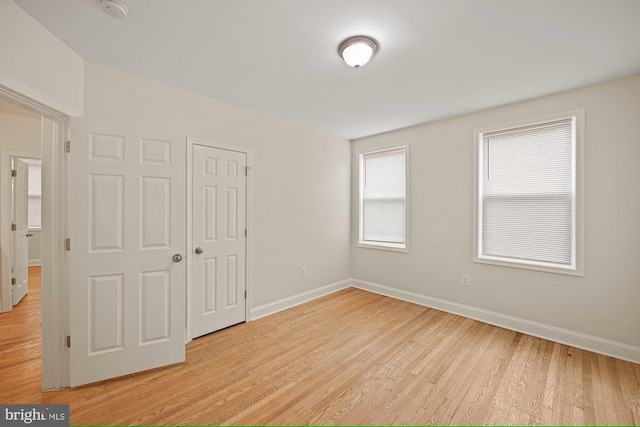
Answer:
473;111;584;275
25;159;42;229
358;145;408;251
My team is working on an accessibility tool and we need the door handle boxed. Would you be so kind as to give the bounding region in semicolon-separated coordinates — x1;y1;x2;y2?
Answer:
195;247;203;254
172;254;183;263
26;233;34;237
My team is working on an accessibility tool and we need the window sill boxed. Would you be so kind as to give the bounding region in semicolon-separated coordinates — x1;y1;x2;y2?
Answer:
474;255;583;277
357;241;409;253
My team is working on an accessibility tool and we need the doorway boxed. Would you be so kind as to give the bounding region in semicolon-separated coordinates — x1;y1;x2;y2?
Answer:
0;96;42;310
0;88;68;390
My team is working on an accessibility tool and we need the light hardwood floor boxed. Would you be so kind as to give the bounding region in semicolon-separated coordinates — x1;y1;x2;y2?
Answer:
1;267;639;425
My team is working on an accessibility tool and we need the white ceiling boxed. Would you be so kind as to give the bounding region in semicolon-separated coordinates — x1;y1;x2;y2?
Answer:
14;0;640;139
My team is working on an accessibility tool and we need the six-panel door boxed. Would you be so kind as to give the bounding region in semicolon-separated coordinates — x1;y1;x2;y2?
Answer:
69;121;186;386
192;144;247;338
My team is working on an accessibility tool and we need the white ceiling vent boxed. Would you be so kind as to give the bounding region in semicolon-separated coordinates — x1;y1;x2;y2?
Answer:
99;0;128;20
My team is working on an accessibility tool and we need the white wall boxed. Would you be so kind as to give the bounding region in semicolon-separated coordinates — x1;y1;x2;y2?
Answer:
352;75;640;354
0;111;41;154
28;230;41;266
79;61;351;309
0;0;84;116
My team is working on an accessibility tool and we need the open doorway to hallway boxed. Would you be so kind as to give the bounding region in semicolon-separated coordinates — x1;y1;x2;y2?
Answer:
0;83;69;390
0;94;42;310
0;93;43;387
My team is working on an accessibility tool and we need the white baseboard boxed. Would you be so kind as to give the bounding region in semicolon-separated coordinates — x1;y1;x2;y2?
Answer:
248;277;640;364
352;278;640;364
28;259;42;267
250;279;351;321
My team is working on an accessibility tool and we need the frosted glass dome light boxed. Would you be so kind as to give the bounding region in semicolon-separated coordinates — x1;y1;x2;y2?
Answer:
338;36;379;68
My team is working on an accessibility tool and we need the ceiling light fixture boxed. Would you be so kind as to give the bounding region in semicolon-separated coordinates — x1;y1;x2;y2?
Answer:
338;36;379;69
99;0;129;20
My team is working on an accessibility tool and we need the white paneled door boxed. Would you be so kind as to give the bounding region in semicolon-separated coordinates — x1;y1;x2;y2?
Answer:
192;144;247;338
12;158;29;306
69;121;186;386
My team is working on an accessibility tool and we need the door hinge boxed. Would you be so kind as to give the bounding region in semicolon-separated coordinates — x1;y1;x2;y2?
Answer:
65;140;71;153
244;229;247;237
11;223;16;231
244;290;247;299
11;277;16;285
11;169;17;177
65;238;71;251
245;166;250;176
66;336;71;348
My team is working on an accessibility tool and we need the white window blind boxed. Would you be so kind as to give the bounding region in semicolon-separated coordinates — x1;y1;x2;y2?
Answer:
27;161;42;229
360;147;406;247
480;118;575;267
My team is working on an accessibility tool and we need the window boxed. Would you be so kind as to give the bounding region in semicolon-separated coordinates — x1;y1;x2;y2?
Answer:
358;146;408;251
26;160;41;229
473;111;584;275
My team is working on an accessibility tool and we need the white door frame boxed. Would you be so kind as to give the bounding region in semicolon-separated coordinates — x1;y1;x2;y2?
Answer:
0;86;69;390
185;137;253;342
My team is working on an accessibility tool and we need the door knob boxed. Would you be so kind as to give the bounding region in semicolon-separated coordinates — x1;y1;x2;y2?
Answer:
26;233;34;237
172;254;183;263
195;247;203;254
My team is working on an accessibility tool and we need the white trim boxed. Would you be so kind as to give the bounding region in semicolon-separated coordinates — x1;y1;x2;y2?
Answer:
472;109;585;276
185;137;253;342
356;241;408;252
250;279;351;321
22;158;42;167
28;259;42;267
41;116;69;390
351;278;640;364
0;74;80;117
185;139;193;342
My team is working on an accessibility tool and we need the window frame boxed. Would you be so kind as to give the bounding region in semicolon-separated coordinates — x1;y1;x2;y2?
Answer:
356;143;410;252
472;110;585;276
25;159;42;231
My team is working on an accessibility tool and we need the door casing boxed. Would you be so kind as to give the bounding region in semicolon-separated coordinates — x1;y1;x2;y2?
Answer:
186;137;253;342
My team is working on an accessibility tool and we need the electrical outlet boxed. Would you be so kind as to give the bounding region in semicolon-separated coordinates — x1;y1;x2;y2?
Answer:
300;267;307;277
461;275;470;286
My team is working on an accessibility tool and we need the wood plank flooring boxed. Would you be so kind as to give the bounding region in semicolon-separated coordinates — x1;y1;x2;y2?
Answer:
1;268;639;425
